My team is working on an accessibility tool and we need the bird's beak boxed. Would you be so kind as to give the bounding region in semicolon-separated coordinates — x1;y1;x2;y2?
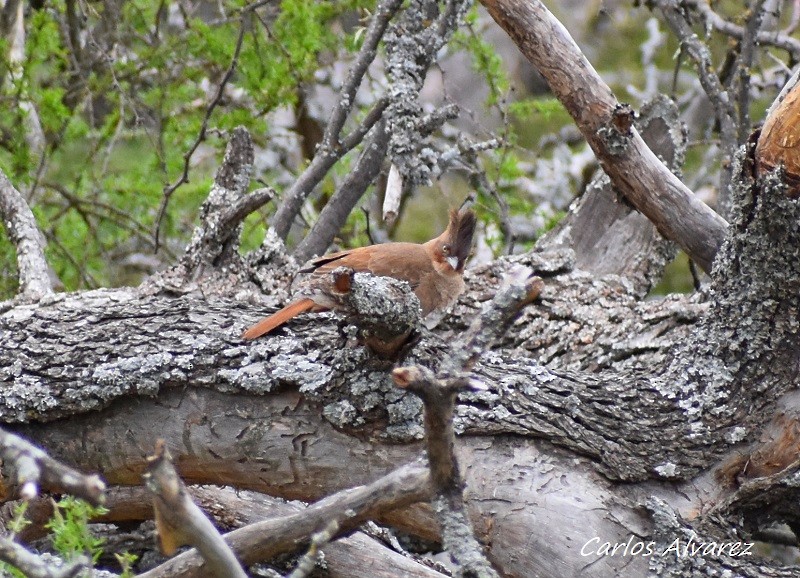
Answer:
446;255;459;270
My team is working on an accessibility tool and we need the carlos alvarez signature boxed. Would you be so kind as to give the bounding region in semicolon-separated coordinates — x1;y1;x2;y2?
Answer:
581;533;753;558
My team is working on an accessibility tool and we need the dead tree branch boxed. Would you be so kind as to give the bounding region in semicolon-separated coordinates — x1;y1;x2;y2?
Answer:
394;367;499;578
653;0;740;216
391;273;544;577
138;460;430;578
0;169;53;301
286;518;339;578
480;0;727;273
683;0;800;58
271;0;403;240
146;126;272;293
384;0;469;188
0;538;89;578
96;484;450;578
293;120;390;262
0;427;105;505
144;440;247;578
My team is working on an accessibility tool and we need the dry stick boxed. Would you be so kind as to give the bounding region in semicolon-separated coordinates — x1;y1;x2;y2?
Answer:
144;440;247;578
271;0;404;241
391;276;543;578
787;0;800;34
0;537;89;578
393;367;499;578
218;186;274;233
456;137;513;254
480;0;728;273
383;163;403;225
736;0;768;143
654;0;739;218
179;126;268;272
286;518;340;578
0;169;53;300
293;120;390;262
89;484;447;578
138;460;430;578
683;0;800;57
0;427;105;506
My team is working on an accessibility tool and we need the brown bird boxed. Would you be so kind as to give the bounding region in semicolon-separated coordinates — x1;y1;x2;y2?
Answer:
242;208;476;339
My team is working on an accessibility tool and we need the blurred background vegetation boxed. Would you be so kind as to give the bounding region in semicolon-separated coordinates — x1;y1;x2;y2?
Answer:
0;0;792;299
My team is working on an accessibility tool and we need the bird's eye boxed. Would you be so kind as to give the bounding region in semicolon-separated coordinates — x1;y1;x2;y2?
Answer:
442;244;451;254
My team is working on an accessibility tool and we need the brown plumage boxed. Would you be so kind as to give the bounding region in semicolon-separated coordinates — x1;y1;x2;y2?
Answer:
242;208;476;339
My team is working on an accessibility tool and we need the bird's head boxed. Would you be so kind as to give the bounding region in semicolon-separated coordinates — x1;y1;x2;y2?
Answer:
427;208;476;273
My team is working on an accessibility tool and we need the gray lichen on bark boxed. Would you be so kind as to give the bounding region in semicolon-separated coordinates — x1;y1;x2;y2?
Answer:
665;148;800;444
384;0;471;186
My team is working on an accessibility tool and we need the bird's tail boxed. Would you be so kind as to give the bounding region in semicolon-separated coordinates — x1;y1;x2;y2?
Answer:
242;298;316;339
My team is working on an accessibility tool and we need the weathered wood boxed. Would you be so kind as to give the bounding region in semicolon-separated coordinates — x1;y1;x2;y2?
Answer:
3;103;800;578
479;0;727;273
99;486;451;578
11;387;661;578
538;96;683;297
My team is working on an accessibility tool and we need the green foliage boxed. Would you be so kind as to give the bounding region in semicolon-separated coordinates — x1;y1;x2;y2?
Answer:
0;498;141;576
452;35;508;106
0;503;32;577
0;0;375;299
508;97;565;121
0;560;25;577
45;497;108;563
6;502;30;538
0;237;18;298
115;551;139;578
541;209;567;234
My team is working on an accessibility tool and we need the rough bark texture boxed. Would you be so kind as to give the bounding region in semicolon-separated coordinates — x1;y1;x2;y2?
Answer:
0;169;53;301
4;74;800;578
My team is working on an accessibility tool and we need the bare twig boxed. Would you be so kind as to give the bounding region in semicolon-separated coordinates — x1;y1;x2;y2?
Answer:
0;537;89;578
85;484;448;578
6;1;45;158
683;0;800;58
655;0;739;214
219;186;274;231
736;0;768;143
286;518;340;578
454;137;512;253
338;97;390;153
144;440;247;578
271;0;403;240
293;120;390;262
0;427;105;505
0;169;54;300
137;461;430;578
786;0;800;34
153;5;251;252
393;367;499;578
388;272;543;577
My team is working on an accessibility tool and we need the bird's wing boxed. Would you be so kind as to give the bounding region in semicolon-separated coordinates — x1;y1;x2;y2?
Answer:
308;243;431;289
